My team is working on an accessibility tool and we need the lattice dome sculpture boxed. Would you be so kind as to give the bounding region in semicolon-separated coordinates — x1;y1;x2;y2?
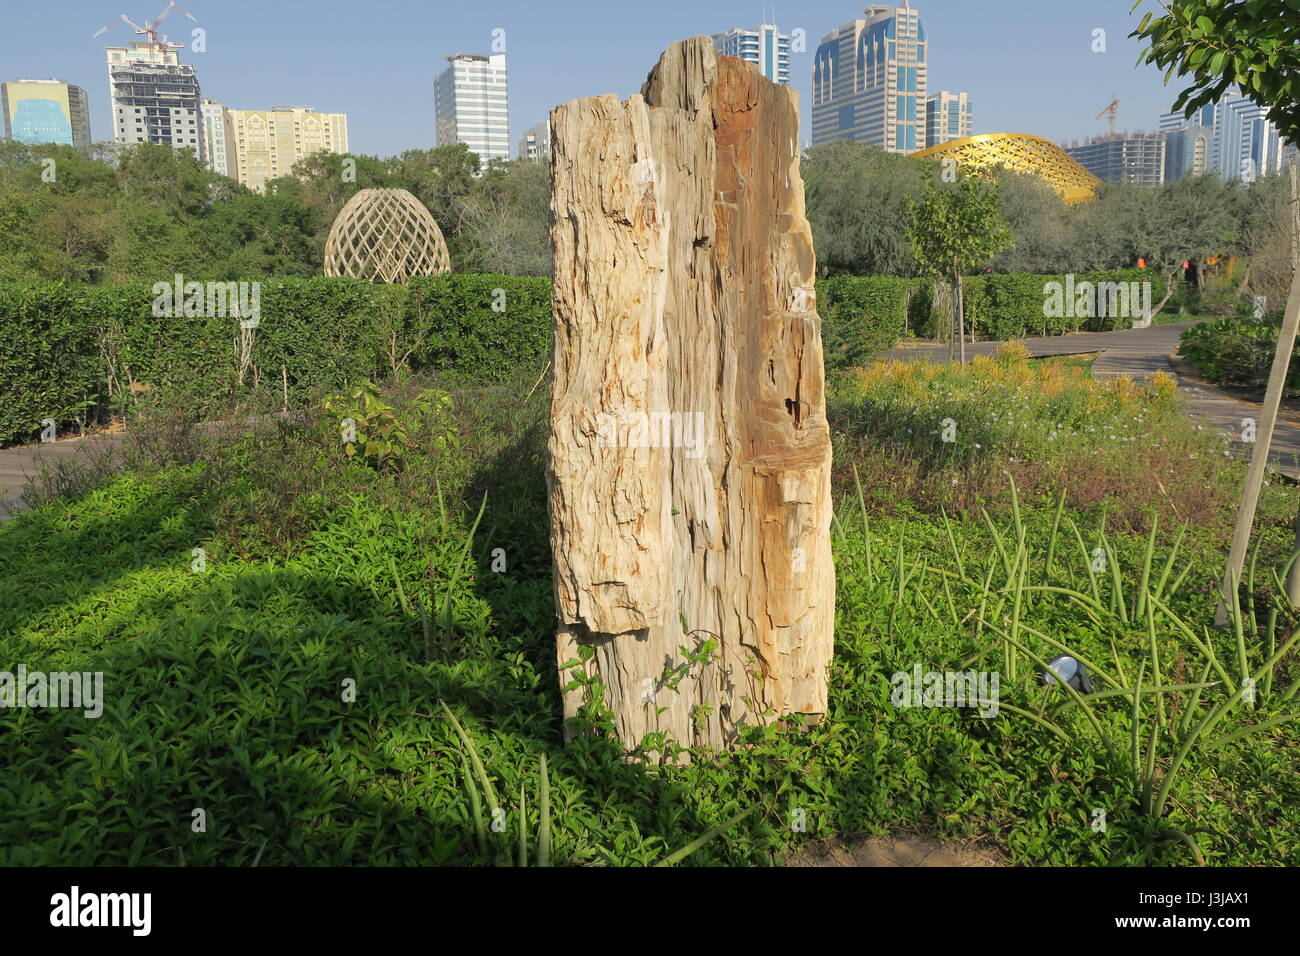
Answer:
914;133;1103;205
323;188;451;283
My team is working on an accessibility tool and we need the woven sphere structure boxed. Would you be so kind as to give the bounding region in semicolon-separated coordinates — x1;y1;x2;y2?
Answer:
323;188;451;283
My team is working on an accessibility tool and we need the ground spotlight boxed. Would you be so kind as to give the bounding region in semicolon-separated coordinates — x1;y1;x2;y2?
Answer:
1041;654;1093;694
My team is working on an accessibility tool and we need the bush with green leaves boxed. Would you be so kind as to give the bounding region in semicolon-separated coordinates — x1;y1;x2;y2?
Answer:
1179;312;1295;391
0;273;553;446
816;275;916;369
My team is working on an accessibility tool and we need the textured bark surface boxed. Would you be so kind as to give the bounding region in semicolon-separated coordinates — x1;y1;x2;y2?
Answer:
546;37;833;753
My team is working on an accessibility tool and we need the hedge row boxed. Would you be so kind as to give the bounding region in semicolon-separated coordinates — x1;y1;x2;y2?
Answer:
0;274;552;446
1;268;1174;445
817;269;1170;369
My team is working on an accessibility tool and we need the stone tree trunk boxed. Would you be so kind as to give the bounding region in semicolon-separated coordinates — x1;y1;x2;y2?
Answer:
546;37;835;754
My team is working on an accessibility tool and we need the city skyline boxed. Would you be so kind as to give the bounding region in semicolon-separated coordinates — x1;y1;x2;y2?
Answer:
0;0;1276;162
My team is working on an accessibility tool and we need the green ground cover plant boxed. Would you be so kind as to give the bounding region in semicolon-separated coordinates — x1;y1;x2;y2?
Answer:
3;346;1298;866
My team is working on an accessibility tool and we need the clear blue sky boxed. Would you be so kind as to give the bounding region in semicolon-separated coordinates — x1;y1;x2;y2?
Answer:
3;0;1186;158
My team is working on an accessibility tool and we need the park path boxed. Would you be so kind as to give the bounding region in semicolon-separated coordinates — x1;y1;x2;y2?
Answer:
0;413;287;523
0;432;126;523
881;320;1300;479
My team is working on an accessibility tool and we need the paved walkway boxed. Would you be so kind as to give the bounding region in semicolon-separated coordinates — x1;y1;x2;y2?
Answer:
882;320;1300;479
0;432;125;522
0;413;286;523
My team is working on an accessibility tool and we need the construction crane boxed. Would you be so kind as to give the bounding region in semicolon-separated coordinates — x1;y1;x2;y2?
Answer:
1094;95;1119;138
92;2;198;54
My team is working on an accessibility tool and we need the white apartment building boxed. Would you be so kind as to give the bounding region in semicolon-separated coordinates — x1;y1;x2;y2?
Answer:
435;53;509;163
711;24;791;85
925;90;971;148
200;98;234;177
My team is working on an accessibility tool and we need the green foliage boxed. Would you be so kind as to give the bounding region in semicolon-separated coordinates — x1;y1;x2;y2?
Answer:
0;140;552;283
1132;0;1300;143
0;274;552;446
3;368;1299;865
405;273;553;383
1179;312;1297;390
322;379;455;471
816;275;916;367
909;175;1015;283
0;283;105;443
803;142;924;276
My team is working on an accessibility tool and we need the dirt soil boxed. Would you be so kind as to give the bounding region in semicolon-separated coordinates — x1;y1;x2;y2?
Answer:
786;833;1007;867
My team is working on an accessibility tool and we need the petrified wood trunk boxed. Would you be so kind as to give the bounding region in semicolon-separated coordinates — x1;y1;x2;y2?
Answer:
546;37;833;754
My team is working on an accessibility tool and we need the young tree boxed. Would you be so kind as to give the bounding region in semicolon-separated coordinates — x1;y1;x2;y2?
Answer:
907;174;1013;362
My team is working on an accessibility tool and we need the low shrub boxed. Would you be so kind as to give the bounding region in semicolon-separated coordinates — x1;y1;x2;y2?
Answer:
1179;312;1295;391
829;342;1258;536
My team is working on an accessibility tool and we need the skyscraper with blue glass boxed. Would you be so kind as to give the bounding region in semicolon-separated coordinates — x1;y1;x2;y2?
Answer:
711;24;791;85
811;3;927;153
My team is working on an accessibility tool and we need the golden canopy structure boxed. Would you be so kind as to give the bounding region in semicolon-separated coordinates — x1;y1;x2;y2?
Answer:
913;133;1102;205
323;188;451;283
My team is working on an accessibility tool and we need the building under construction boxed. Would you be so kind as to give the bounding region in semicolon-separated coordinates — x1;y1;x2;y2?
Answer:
105;41;204;161
1064;132;1167;187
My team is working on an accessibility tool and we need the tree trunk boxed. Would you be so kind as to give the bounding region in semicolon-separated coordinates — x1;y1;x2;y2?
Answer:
956;273;966;365
933;279;953;349
1150;270;1178;318
546;38;835;755
1220;164;1300;624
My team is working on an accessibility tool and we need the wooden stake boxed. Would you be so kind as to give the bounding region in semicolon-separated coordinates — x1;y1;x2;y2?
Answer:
1219;163;1300;624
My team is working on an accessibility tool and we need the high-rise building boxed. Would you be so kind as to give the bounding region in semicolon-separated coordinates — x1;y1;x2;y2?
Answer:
1065;132;1166;186
1;79;92;148
226;106;349;192
435;53;509;163
811;4;928;153
1163;124;1212;181
1159;104;1215;134
106;42;203;160
518;121;549;162
1160;92;1289;181
200;98;234;178
1217;95;1283;180
925;90;970;148
711;24;791;85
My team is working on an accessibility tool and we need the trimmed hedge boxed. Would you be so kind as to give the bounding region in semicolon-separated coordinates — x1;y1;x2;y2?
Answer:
961;269;1169;341
815;268;1168;369
0;267;1174;445
0;274;552;446
816;275;912;370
